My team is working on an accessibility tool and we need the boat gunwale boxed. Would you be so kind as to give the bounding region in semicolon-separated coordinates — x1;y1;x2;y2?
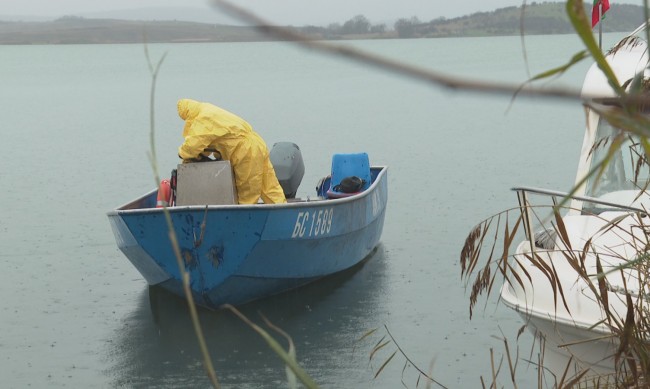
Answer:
107;165;388;216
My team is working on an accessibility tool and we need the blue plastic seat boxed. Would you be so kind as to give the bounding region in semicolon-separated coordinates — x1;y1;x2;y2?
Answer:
326;152;371;199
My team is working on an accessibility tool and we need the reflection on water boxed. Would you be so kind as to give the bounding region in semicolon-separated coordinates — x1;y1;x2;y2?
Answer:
107;246;388;388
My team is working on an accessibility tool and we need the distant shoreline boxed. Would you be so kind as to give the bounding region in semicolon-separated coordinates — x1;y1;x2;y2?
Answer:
0;18;393;45
0;3;645;45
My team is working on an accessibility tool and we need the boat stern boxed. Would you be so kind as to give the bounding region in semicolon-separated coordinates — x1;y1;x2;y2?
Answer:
108;212;171;285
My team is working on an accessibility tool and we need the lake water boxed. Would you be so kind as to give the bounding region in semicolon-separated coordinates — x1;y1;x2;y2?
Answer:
0;32;629;388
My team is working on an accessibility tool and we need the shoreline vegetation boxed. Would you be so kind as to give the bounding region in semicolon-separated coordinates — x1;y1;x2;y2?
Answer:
1;2;646;45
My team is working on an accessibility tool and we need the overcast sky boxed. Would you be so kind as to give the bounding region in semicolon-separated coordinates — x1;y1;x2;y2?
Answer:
2;0;638;26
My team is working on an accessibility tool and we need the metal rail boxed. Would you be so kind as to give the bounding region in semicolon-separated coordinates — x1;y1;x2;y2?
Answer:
512;186;646;214
512;186;646;255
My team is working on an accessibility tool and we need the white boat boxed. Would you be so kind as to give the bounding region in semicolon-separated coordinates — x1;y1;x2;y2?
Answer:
499;25;650;384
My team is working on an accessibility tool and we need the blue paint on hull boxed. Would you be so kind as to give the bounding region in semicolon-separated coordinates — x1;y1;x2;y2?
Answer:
107;167;387;309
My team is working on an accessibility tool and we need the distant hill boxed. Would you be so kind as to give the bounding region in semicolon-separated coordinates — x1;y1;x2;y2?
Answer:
0;17;274;45
0;2;647;45
415;2;646;38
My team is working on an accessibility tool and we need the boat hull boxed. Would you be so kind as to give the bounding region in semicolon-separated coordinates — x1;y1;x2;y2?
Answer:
501;220;643;383
493;26;650;386
108;167;388;308
501;264;618;381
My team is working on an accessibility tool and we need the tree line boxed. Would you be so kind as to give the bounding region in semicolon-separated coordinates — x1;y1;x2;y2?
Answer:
298;14;418;39
300;2;648;39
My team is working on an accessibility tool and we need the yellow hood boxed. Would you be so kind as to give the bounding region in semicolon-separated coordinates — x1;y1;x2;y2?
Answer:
177;99;200;121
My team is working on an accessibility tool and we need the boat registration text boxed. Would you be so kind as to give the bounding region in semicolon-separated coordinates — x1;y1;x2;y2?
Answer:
292;208;334;238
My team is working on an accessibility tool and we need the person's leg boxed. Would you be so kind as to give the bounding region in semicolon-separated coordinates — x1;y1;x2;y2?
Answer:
231;142;263;204
260;156;287;204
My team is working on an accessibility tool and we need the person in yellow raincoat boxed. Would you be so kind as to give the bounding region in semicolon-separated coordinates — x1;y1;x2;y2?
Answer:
177;99;286;204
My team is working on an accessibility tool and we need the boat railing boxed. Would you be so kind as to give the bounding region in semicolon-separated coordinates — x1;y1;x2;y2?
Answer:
512;186;646;254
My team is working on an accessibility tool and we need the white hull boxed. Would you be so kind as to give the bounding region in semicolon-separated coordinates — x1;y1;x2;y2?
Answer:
502;214;646;382
495;26;650;385
501;261;618;381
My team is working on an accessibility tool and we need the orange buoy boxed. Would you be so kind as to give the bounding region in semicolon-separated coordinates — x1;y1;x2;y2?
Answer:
156;179;172;208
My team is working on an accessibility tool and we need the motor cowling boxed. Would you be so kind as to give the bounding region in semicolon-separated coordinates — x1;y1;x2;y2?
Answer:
270;142;305;199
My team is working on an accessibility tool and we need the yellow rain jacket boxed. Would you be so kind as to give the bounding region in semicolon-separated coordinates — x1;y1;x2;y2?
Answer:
177;99;286;204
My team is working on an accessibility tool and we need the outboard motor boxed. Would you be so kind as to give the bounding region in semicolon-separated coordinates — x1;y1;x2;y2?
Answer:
270;142;305;199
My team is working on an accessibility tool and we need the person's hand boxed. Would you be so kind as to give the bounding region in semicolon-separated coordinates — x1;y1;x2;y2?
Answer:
180;154;213;163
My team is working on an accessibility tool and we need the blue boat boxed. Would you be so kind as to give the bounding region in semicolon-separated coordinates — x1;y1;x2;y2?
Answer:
107;145;388;309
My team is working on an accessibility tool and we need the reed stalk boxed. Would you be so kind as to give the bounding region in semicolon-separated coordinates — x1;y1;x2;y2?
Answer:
144;45;220;388
142;43;318;389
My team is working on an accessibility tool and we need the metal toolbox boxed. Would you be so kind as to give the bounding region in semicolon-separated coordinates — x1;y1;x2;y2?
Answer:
175;161;238;205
